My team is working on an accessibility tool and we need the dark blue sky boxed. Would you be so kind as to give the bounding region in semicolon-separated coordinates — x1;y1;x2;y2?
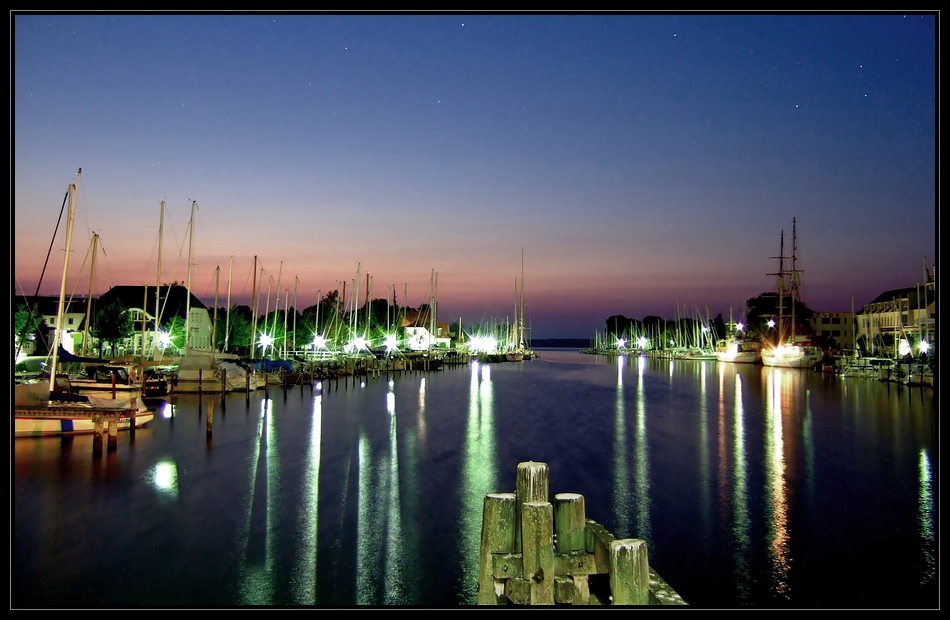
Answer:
14;13;936;337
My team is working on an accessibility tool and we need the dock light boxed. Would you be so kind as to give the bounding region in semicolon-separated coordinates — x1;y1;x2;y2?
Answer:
919;341;930;354
637;336;648;349
351;336;369;351
470;335;497;353
259;333;274;348
670;339;675;346
899;339;911;356
384;335;399;352
767;319;775;329
616;338;626;349
702;325;709;333
312;334;327;349
736;322;744;332
158;331;171;348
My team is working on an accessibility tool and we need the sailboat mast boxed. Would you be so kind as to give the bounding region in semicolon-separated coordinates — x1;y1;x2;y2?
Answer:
184;200;197;352
224;256;232;353
82;232;98;356
213;265;220;352
154;200;164;359
519;249;526;349
790;217;799;342
250;255;258;358
49;169;81;396
768;230;787;344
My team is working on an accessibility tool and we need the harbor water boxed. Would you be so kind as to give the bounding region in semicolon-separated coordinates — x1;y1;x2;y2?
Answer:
13;350;937;607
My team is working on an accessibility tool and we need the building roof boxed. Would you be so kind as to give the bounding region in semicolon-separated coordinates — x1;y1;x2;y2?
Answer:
866;286;934;308
96;285;208;324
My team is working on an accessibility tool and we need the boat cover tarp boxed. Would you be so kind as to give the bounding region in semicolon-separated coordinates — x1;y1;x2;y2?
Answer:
57;345;105;364
252;359;294;372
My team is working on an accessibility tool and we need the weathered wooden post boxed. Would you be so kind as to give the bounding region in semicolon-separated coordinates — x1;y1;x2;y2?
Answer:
477;492;516;605
206;399;214;437
554;492;590;604
107;417;118;451
609;539;650;605
92;416;104;455
515;461;549;552
521;501;555;604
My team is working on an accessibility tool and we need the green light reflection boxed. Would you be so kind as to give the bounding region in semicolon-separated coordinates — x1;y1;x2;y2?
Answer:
237;397;276;604
291;394;321;604
919;448;934;585
612;356;631;537
634;355;651;543
384;382;405;603
458;362;497;604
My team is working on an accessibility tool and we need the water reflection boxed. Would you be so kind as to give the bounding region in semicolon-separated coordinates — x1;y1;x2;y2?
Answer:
730;371;752;603
458;362;497;603
238;396;277;604
919;448;934;585
612;356;631;537
764;370;791;599
291;393;321;604
634;355;651;544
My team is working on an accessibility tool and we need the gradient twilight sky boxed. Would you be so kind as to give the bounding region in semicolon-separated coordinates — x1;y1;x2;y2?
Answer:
13;13;936;338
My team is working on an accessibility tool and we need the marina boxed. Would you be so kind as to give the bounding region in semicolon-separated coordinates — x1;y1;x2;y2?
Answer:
13;350;936;607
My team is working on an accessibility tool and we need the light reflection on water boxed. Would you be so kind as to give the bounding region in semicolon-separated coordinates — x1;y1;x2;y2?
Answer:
13;351;937;607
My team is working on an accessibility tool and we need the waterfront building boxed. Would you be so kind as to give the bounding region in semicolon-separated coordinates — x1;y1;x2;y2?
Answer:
855;275;936;357
809;311;855;353
14;295;90;357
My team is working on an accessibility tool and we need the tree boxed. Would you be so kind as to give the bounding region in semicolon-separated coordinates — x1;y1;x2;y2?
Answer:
162;316;186;354
15;301;42;354
91;299;134;356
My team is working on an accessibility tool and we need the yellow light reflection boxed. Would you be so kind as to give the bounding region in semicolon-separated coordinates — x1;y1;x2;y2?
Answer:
764;370;790;598
458;361;497;603
699;360;710;538
732;373;752;603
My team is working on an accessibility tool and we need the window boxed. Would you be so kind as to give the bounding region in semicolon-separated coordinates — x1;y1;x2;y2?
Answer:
831;317;840;324
68;317;74;325
822;317;830;324
832;330;840;337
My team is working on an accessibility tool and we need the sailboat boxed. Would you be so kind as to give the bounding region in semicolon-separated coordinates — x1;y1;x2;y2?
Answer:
761;218;823;369
15;169;154;437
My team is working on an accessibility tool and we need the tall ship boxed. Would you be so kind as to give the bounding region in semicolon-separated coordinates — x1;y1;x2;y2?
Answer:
761;218;823;369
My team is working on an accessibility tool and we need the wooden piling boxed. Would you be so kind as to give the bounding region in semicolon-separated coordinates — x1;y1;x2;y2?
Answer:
107;418;118;451
515;461;549;552
477;492;517;605
608;539;650;605
553;493;586;554
521;501;555;605
92;416;104;455
206;399;214;437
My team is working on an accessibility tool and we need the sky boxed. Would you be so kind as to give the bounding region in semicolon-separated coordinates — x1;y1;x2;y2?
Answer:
13;12;937;338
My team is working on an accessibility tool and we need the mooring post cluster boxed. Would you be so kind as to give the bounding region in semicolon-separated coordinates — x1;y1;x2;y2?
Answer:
476;460;686;606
